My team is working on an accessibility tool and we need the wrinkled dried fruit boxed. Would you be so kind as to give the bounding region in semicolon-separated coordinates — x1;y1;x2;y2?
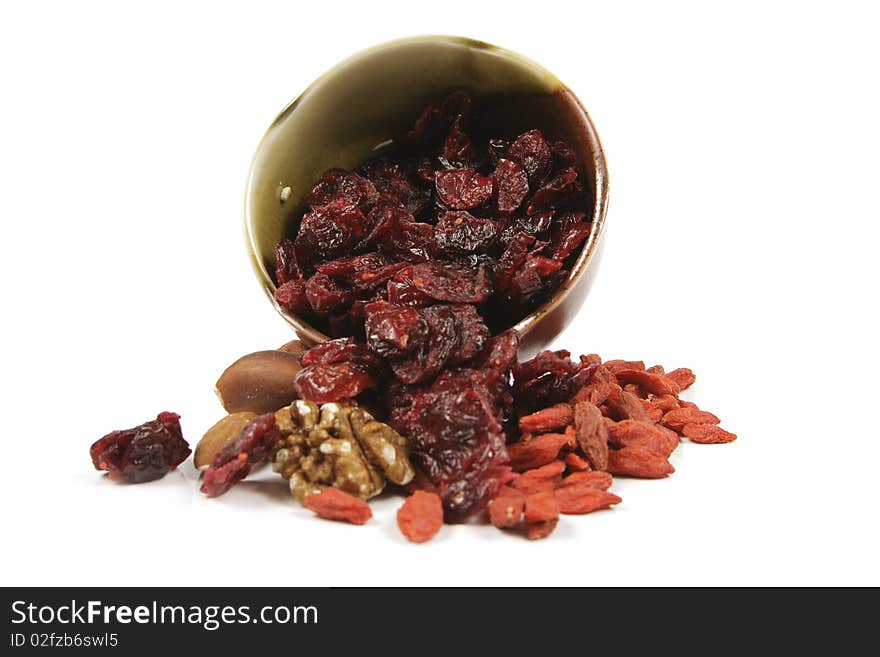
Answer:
607;419;679;457
555;486;621;515
434;211;498;255
90;412;190;484
666;368;696;391
200;414;280;497
561;471;613;490
508;433;570;472
524;491;559;540
607;447;675;479
494;158;529;213
489;487;525;528
435;167;493;210
303;487;372;525
215;350;302;414
573;401;609;471
507;129;551;184
511;475;557;495
194;412;258;470
397;491;444;543
304;169;378;210
518;403;574;434
614;369;679;396
564;452;592;472
603;385;653;423
293;362;377;403
682;424;737;444
662;407;721;432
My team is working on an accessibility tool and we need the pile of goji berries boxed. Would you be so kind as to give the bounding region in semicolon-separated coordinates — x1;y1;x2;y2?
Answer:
486;356;735;539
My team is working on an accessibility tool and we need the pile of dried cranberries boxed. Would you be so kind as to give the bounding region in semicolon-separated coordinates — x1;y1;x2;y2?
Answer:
89;92;737;543
273;91;592;339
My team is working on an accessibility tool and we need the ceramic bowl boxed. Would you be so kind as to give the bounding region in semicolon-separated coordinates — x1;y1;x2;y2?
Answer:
244;35;608;357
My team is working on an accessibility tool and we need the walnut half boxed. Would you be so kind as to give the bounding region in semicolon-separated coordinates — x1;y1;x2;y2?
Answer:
272;400;414;502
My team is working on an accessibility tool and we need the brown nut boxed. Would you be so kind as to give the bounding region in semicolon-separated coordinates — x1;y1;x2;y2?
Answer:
215;350;302;414
194;412;257;470
277;339;309;358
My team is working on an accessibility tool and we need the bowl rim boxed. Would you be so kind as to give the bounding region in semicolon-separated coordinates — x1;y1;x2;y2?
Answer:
244;34;609;345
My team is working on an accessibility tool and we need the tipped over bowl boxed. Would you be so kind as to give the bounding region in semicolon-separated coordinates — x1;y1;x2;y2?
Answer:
244;35;608;357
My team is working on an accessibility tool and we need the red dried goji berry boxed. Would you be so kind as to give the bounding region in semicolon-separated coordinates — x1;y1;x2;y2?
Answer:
303;488;373;525
564;424;577;449
607;419;679;457
615;369;679;396
607;447;675;479
511;476;556;495
651;395;681;412
518;403;574;434
524;491;559;540
666;368;696;391
520;460;567;480
397;490;444;543
682;424;737;444
507;433;570;471
639;400;664;423
604;385;652;423
489;490;526;529
573;401;609;471
564;452;592;472
555;485;622;515
662;407;720;432
604;359;645;373
560;470;613;490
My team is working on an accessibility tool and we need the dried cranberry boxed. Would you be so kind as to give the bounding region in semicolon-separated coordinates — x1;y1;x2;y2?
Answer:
300;337;381;370
294;362;377;403
445;304;490;366
305;273;354;313
507;129;551;184
494;232;535;292
274;238;301;285
442;116;476;164
435;167;494;210
317;253;407;292
90;412;190;484
389;372;512;521
471;329;520;374
494;158;529;213
294;205;359;272
274;279;310;315
359;199;410;251
389;304;459;384
548;222;591;261
434;211;498;255
200;414;280;497
513;350;599;414
551;140;579;172
304;169;378;210
364;300;428;359
396;261;493;304
379;220;436;263
359;159;429;217
527;171;582;213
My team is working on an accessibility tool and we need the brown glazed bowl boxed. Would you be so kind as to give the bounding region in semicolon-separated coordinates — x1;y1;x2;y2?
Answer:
244;35;608;357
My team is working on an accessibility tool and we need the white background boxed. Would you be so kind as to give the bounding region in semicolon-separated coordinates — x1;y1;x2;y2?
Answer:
2;1;878;587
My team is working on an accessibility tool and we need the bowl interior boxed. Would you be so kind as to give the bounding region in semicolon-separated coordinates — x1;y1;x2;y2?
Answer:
245;35;607;344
